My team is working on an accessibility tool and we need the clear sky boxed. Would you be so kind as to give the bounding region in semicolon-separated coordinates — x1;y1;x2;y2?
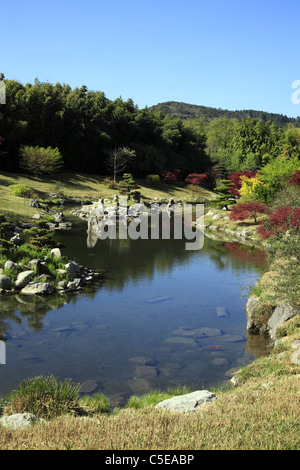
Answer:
1;0;300;117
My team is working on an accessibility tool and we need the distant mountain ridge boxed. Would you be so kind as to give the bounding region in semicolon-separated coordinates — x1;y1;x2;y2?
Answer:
149;101;300;127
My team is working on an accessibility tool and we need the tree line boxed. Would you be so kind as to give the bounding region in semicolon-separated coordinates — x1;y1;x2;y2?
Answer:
0;77;299;181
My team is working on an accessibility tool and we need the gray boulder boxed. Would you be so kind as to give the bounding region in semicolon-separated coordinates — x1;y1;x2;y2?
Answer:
15;270;34;289
0;413;45;430
155;390;217;413
0;274;11;290
65;261;81;279
20;282;55;296
28;259;41;272
4;260;18;271
267;303;299;339
54;212;65;223
245;296;262;332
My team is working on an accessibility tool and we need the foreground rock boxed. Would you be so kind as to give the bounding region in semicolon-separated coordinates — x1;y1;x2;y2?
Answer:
20;282;55;296
0;413;45;430
155;390;217;413
246;296;299;340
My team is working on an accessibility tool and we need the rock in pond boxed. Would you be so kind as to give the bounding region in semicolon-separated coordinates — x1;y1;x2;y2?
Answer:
20;282;55;296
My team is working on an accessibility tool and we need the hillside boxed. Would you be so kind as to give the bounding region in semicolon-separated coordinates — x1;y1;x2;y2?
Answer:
149;101;300;127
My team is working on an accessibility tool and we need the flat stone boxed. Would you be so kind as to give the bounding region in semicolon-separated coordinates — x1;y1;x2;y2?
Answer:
128;356;156;366
20;282;55;295
0;413;45;430
79;379;101;394
133;365;158;380
164;336;197;346
155;390;217;413
211;357;231;366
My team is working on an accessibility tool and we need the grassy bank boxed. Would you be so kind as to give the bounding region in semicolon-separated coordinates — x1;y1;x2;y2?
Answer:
0;171;215;221
0;340;299;450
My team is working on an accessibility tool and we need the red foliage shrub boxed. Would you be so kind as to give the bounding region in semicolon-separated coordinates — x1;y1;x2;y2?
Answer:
160;169;182;184
257;206;300;239
229;202;268;224
288;170;300;186
184;173;208;186
229;170;257;196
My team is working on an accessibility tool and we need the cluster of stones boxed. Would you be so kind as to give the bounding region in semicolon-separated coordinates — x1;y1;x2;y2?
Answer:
196;209;263;245
0;250;102;296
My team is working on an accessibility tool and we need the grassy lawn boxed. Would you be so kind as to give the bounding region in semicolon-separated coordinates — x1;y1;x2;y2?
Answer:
0;171;215;221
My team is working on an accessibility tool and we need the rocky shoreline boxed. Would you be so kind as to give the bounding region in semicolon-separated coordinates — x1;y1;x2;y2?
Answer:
0;206;104;297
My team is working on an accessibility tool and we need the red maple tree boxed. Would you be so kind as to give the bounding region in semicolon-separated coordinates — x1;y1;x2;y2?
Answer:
184;173;208;186
257;206;300;239
229;202;268;224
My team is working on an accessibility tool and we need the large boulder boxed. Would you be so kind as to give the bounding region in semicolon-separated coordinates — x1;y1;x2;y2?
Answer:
65;261;81;280
0;274;11;290
20;282;55;296
15;270;34;289
267;303;299;339
245;296;262;332
50;248;62;259
155;390;217;413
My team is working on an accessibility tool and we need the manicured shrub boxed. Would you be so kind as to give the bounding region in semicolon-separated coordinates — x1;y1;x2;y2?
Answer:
8;184;32;197
184;173;208;187
19;145;63;176
211;179;236;210
160;169;181;184
229;202;268;224
146;174;161;187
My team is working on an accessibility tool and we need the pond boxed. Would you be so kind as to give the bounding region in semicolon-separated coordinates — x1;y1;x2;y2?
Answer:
0;214;268;406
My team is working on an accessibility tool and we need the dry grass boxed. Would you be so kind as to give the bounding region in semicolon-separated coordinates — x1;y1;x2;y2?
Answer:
0;374;299;450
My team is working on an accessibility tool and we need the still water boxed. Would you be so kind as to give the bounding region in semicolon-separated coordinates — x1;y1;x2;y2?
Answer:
0;216;267;406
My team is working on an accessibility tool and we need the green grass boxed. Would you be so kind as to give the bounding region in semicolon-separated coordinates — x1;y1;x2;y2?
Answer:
0;171;215;221
4;375;81;420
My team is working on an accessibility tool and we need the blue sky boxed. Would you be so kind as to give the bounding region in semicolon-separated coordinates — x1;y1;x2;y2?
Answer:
1;0;300;117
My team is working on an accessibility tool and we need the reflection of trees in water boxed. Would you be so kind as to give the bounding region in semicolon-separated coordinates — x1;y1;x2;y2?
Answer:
1;222;267;334
0;282;103;336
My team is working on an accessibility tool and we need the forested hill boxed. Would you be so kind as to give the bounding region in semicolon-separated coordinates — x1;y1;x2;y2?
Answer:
149;101;300;127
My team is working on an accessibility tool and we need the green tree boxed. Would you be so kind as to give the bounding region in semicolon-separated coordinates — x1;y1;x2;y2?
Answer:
19;145;63;176
210;179;236;210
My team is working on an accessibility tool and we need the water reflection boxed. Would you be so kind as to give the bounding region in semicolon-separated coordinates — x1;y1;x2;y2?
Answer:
0;217;269;403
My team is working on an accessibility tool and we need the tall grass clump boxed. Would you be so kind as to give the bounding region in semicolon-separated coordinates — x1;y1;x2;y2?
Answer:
127;386;192;409
4;375;81;420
